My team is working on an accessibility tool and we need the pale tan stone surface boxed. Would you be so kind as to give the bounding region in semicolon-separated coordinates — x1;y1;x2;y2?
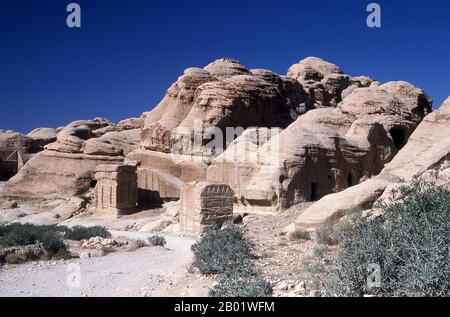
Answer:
0;118;141;200
94;164;138;216
295;97;450;229
180;181;233;235
27;128;58;147
140;58;310;154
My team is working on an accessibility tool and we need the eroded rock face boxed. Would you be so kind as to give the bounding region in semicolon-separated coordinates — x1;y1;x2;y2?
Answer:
0;130;40;154
294;97;449;229
45;118;112;154
140;58;309;153
94;164;138;216
287;57;375;108
208;81;432;213
180;181;233;234
27;128;58;148
0;130;41;181
0;118;139;200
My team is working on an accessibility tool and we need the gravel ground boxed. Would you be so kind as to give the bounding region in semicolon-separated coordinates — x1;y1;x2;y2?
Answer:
0;199;324;297
244;202;324;296
0;231;213;297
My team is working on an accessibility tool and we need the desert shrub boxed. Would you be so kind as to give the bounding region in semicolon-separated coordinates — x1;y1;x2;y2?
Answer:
190;224;272;297
289;228;311;241
0;223;58;247
4;253;25;265
190;224;255;275
209;266;272;297
315;210;357;246
315;219;339;246
41;232;67;255
0;223;69;258
148;235;166;247
64;226;110;241
313;245;329;259
321;181;450;297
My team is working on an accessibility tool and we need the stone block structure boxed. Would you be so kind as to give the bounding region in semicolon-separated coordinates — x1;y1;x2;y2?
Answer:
94;164;138;216
180;181;234;234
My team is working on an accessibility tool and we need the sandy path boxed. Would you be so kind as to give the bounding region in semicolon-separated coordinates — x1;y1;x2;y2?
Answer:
0;232;210;297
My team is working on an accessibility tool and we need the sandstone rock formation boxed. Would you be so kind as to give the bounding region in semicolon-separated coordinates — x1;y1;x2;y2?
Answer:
0;118;139;200
208;81;432;213
180;181;233;234
287;57;375;108
125;150;208;205
294;97;449;229
0;57;437;226
0;130;41;181
27;128;58;148
140;58;310;154
94;164;138;217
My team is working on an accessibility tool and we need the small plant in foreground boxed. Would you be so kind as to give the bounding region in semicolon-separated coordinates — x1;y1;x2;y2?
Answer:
148;235;166;247
320;180;450;297
190;224;255;275
190;223;272;297
289;228;311;241
209;266;272;297
64;226;110;241
41;232;67;255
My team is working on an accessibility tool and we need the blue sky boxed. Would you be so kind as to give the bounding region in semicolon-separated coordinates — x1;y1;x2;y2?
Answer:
1;0;449;133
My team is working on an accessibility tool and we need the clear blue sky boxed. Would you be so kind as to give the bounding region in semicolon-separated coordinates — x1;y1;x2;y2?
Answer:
1;0;449;133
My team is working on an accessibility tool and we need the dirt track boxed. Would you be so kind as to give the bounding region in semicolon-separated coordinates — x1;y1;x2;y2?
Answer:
0;232;213;297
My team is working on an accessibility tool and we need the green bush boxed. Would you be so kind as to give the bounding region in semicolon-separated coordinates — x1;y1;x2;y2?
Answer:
0;223;57;247
321;181;450;297
64;226;110;241
209;266;273;297
0;223;69;257
0;224;111;248
148;235;166;247
4;253;26;265
41;232;67;255
315;219;340;246
190;224;255;275
190;224;272;297
289;228;311;241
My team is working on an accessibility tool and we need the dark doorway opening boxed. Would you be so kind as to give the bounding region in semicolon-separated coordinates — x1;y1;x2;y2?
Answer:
310;182;318;201
0;171;14;181
347;173;354;187
390;128;407;151
89;180;97;188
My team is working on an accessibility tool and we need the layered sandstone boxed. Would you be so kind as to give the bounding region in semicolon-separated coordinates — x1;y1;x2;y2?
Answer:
94;164;138;216
140;58;310;154
294;97;449;229
208;81;432;213
0;118;140;199
180;181;233;234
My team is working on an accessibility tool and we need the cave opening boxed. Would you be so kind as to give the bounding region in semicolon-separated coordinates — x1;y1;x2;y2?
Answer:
348;173;354;187
310;182;318;201
0;171;14;181
390;128;407;151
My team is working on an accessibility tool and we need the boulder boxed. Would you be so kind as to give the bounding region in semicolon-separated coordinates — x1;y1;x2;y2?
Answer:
287;57;374;108
295;97;450;229
27;128;58;147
